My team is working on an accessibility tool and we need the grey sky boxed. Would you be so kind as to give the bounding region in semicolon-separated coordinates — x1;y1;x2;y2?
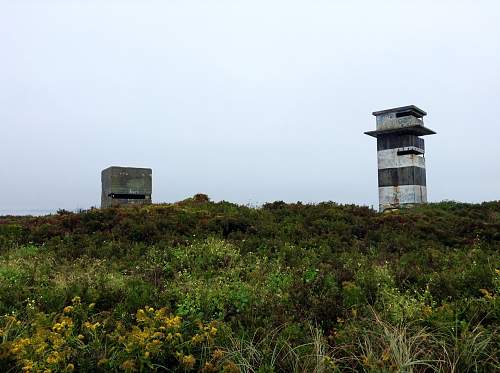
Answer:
1;0;499;213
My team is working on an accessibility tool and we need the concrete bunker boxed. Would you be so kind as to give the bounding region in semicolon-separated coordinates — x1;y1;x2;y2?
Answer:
101;166;152;208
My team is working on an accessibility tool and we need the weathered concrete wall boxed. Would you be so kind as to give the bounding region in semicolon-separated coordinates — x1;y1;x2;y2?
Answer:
377;134;424;152
378;166;426;187
376;115;424;131
379;185;427;211
377;149;426;169
101;166;152;208
376;135;427;210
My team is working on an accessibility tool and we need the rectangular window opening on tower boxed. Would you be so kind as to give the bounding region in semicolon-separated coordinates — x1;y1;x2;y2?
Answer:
396;111;416;118
397;147;424;156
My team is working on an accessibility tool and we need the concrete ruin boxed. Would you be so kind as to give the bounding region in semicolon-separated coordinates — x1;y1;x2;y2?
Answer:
365;105;436;212
101;166;152;208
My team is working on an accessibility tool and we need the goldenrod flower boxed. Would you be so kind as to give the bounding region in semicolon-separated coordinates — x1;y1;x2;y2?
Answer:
46;351;60;364
165;315;182;328
480;288;494;300
35;343;47;354
12;338;31;354
381;348;391;362
181;354;196;370
191;334;204;344
71;296;81;305
136;309;147;322
152;332;164;339
21;360;34;372
212;349;225;360
154;308;167;319
209;326;217;336
201;362;216;372
222;361;240;373
121;359;136;371
52;323;63;332
83;321;101;331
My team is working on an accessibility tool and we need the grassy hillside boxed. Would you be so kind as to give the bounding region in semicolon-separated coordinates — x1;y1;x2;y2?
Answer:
0;196;499;372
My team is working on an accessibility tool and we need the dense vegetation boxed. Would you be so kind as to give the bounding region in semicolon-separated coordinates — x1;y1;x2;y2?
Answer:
0;195;499;372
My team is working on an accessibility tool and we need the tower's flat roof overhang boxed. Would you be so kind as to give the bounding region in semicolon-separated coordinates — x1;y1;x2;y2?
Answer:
372;105;427;117
364;126;436;138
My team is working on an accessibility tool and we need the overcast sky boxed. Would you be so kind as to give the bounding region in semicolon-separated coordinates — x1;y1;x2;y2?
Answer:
1;0;499;213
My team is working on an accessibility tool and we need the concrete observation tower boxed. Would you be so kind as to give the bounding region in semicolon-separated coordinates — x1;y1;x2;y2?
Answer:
365;105;436;212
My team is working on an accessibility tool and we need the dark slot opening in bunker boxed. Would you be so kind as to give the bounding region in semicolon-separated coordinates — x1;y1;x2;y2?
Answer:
395;111;416;118
108;193;146;200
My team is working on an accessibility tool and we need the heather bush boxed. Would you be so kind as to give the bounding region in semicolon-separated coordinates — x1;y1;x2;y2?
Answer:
0;198;499;371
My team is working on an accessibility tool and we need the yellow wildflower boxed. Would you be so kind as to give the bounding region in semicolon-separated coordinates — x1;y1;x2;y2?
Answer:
152;332;164;339
213;349;225;360
495;268;500;276
21;360;34;372
361;355;370;367
35;343;47;354
209;326;217;336
165;315;182;328
191;334;205;344
66;363;75;371
323;356;336;368
60;316;74;328
77;334;85;340
121;359;136;371
181;354;196;370
83;321;100;331
97;358;109;367
46;351;60;364
136;309;147;322
154;308;167;319
144;351;150;359
201;362;216;372
480;288;494;300
12;338;31;354
381;348;390;362
63;306;74;313
222;361;240;373
52;323;63;332
71;296;81;305
88;303;95;310
422;305;432;316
